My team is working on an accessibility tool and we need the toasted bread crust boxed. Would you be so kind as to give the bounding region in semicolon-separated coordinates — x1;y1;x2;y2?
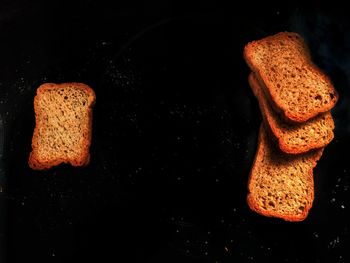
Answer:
247;125;323;222
29;83;96;170
248;73;334;154
244;32;338;123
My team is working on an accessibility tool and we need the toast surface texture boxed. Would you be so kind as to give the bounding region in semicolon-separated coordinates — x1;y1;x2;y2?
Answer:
247;125;323;221
244;32;338;122
29;83;96;170
248;73;334;154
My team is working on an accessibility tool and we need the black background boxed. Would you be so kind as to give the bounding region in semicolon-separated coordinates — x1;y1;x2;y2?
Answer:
0;1;349;262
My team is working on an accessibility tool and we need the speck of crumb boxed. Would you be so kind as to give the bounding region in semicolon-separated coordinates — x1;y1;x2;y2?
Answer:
328;236;340;249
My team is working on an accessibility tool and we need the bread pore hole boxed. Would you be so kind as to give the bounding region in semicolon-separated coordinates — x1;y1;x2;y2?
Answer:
268;201;275;207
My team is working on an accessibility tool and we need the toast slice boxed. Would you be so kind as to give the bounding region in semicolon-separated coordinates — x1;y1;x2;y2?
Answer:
244;32;338;123
248;73;334;154
247;125;323;221
29;83;96;170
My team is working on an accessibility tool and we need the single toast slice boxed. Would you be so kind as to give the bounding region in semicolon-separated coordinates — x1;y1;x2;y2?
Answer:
244;32;338;123
247;125;323;221
248;73;334;154
29;83;96;170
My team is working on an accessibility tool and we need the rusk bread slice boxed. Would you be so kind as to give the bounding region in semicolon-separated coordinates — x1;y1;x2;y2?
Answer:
247;125;323;222
244;32;338;122
248;73;334;154
29;83;96;170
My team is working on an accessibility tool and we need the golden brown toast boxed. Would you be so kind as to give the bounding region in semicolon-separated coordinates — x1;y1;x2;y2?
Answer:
29;83;95;170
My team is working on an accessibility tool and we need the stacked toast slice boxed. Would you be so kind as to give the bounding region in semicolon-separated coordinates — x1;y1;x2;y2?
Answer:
247;125;323;221
248;73;334;155
244;32;338;221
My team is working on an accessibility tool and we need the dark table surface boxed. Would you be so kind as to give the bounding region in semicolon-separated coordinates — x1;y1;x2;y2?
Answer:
0;1;349;262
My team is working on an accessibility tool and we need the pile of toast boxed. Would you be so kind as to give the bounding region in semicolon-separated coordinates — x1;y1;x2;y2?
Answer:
244;32;338;221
